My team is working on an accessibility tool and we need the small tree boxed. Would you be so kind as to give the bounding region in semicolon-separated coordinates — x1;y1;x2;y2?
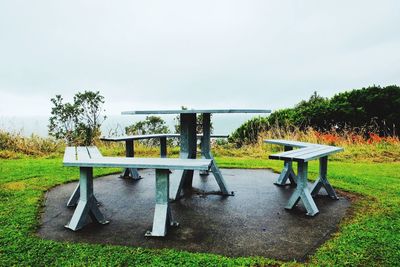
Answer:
125;116;170;146
74;91;107;145
48;91;106;145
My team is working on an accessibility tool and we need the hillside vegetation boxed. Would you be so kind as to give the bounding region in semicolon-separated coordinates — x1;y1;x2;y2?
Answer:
230;85;400;146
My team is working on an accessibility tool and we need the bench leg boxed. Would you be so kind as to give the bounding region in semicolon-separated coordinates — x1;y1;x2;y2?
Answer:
65;167;109;231
274;160;297;186
310;157;338;200
285;162;319;216
121;140;141;180
274;146;297;186
146;169;178;237
66;183;81;207
67;184;99;207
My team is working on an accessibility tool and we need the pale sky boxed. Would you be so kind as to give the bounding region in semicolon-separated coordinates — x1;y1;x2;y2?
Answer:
1;0;400;116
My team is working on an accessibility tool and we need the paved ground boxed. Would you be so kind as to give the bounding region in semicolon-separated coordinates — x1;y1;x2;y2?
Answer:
38;168;351;261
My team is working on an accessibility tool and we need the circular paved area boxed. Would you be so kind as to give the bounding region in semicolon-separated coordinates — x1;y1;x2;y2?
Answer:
38;168;351;261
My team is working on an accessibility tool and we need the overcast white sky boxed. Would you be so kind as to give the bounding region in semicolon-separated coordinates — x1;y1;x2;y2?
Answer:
1;0;400;116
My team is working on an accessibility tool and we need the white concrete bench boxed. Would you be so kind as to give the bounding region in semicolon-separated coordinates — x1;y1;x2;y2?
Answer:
265;139;343;216
63;146;212;237
101;134;228;179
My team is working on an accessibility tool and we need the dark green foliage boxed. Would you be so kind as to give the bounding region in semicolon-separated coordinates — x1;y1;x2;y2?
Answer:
48;91;106;146
328;85;400;134
230;85;400;146
267;108;297;126
292;92;331;128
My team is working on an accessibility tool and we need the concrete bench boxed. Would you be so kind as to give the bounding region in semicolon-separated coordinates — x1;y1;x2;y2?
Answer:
100;134;228;179
265;139;343;216
63;146;212;237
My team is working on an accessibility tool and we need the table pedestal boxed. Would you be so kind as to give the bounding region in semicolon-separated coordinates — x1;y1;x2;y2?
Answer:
172;113;233;199
120;140;142;180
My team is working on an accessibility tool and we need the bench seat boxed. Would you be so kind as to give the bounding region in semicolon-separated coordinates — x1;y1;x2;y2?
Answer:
264;139;312;148
265;139;344;216
64;148;211;170
269;145;343;162
63;146;212;237
100;133;228;141
100;134;228;179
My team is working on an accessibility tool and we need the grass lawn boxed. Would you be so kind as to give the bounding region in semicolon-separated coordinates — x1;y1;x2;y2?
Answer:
0;156;399;266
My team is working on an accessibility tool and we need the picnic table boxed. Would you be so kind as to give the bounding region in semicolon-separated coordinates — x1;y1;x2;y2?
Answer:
122;109;271;199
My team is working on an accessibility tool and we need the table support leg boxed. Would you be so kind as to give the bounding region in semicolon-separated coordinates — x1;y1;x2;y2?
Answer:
121;140;141;180
285;162;319;216
65;167;109;231
274;146;297;186
146;169;178;237
160;137;167;158
172;114;197;200
310;156;338;199
200;113;233;196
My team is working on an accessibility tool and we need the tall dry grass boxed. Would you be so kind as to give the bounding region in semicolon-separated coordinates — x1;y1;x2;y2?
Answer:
0;130;64;158
1;127;399;162
213;126;400;162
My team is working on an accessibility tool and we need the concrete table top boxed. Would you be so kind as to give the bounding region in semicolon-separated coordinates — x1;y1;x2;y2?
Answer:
121;109;271;115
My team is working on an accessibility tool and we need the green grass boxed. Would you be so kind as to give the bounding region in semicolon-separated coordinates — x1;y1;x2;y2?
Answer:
0;157;399;266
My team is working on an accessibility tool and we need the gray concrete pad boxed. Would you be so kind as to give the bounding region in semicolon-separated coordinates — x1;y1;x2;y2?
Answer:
37;168;351;261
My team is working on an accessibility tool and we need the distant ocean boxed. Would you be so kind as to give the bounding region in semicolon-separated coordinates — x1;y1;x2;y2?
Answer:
0;114;266;137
